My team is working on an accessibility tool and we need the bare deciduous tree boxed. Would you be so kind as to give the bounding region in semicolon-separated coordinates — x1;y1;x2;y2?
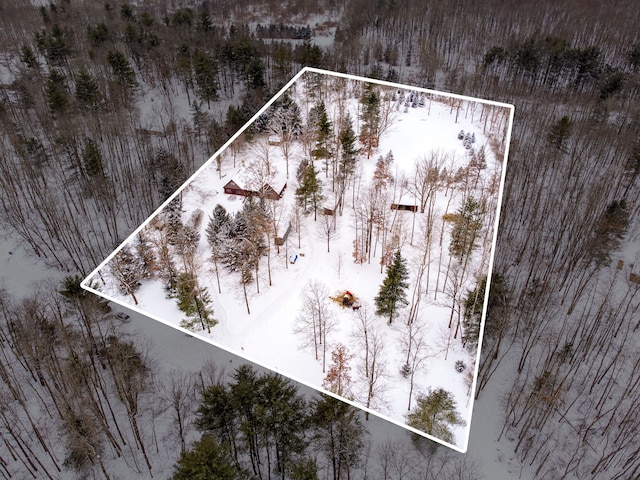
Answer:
294;281;336;372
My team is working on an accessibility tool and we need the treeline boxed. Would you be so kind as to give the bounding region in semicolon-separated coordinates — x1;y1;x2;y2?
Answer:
482;38;630;98
173;364;480;480
256;23;312;40
176;365;362;479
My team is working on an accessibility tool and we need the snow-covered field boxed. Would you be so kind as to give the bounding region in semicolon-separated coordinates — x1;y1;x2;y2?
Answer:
85;69;512;451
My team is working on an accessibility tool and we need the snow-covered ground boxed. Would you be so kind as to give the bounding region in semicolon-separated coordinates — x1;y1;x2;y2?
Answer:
85;70;512;451
0;231;64;296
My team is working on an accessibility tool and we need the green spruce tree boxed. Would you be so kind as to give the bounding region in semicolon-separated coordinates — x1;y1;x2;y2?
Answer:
311;101;333;166
585;199;630;266
296;160;324;220
172;435;243;480
193;48;219;108
374;250;409;324
86;22;110;46
449;196;484;261
462;274;508;352
547;115;572;153
177;272;217;333
107;49;137;88
359;83;381;159
19;44;38;69
82;138;104;177
75;70;103;109
339;112;358;179
406;388;466;444
46;69;68;114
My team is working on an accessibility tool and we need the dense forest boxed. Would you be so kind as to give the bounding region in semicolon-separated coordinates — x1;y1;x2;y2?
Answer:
0;0;639;479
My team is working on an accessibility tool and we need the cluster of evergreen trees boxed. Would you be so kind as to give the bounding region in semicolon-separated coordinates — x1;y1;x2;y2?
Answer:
482;37;630;98
255;23;312;40
206;199;271;313
173;365;366;480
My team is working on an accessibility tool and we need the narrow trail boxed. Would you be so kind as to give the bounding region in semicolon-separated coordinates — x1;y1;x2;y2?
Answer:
205;217;324;361
233;218;322;352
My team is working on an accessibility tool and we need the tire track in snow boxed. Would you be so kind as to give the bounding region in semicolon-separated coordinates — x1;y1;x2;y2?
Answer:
232;218;323;359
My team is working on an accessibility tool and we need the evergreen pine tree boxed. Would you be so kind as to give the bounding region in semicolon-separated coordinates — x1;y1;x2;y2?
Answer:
175;44;193;98
296;160;323;220
193;48;219;107
107;49;137;88
461;273;509;352
86;22;110;46
82;138;104;177
75;70;103;110
195;383;236;447
59;274;87;300
120;3;134;21
177;271;217;333
246;57;266;90
258;373;309;477
405;388;466;443
172;435;243;480
289;459;319;480
338;112;359;179
46;69;68;114
176;272;197;316
374;250;409;324
173;223;200;258
19;44;38;69
269;92;303;140
165;198;184;246
462;276;486;351
586;199;630;266
197;12;213;32
629;44;640;70
449;196;484;261
622;142;640;196
311;101;333;163
135;231;156;279
310;394;364;480
108;247;143;305
155;149;187;202
359;83;381;158
197;365;310;479
190;100;210;136
43;24;72;66
206;204;231;245
220;199;267;286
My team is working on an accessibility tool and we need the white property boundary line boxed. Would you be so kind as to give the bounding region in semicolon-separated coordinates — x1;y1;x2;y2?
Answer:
82;66;515;454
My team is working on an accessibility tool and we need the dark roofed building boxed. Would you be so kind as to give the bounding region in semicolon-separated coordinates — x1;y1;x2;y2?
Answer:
224;178;287;200
223;179;249;196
